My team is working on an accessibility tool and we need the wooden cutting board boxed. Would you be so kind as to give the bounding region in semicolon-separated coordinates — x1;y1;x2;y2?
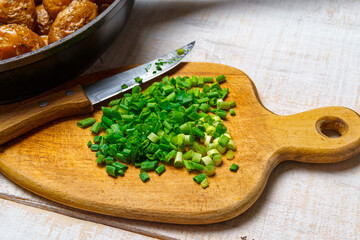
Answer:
0;62;360;224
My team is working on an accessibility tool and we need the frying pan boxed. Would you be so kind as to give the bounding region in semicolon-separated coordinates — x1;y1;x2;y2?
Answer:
0;0;134;104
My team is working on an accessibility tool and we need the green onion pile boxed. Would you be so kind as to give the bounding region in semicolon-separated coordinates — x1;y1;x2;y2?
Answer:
77;74;239;189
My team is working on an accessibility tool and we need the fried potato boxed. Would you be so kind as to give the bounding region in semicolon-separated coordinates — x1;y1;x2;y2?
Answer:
35;4;53;35
0;24;45;60
48;0;98;44
0;0;36;30
43;0;72;18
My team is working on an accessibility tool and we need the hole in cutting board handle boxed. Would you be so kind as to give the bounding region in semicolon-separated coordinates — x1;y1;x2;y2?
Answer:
316;116;347;138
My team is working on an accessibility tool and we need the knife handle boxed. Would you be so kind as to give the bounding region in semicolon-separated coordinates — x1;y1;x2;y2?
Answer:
0;84;93;146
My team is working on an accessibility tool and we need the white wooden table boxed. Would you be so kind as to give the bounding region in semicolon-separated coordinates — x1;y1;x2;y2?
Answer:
1;0;359;239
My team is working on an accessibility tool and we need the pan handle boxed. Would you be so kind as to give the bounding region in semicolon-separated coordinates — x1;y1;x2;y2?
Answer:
0;85;93;145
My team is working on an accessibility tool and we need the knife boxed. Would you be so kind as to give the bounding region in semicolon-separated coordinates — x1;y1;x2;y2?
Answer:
0;41;195;145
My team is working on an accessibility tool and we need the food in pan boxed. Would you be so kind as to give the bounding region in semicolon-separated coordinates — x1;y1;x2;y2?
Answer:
0;0;113;61
0;24;45;60
35;4;54;35
0;0;36;30
48;0;98;43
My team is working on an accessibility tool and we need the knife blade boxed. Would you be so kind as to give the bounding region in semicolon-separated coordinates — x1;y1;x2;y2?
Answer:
84;41;195;105
0;41;195;145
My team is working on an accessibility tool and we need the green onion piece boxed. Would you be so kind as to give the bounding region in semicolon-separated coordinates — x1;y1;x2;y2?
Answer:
90;122;102;134
113;162;129;171
193;173;207;184
227;139;236;150
139;172;150;182
203;85;211;93
105;156;114;165
226;150;235;160
192;152;202;163
90;144;99;151
106;165;118;178
197;77;204;87
101;115;113;128
183;160;194;172
118;170;125;176
109;99;121;106
196;145;207;156
191;76;198;86
148;132;160;143
183;150;194;160
216;74;226;83
216;110;227;119
199;103;210;112
217;101;231;110
230;100;236;108
216;144;227;154
230;109;236;116
204;164;215;176
201;156;213;166
230;163;239;172
204;77;214;83
140;161;158;171
134;77;143;84
192;127;205;138
164;150;177;163
132;85;142;94
155;164;166;175
87;141;92;147
213;154;222;166
219;134;230;147
177;48;184;55
192;161;204;171
96;154;105;164
174;151;183;168
121;84;128;89
77;117;96;128
208;149;220;158
201;178;209;189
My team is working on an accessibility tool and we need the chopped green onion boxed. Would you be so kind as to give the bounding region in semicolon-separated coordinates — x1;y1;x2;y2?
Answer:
155;164;166;175
230;163;239;172
77;117;96;128
121;84;128;89
90;122;102;134
174;151;183;168
140;161;158;171
219;134;230;147
106;165;118;178
193;173;206;184
177;48;184;55
201;178;209;188
230;109;236;116
204;164;215;176
147;132;160;143
139;172;150;182
213;154;222;166
227;139;236;150
201;156;213;166
82;74;237;188
226;150;234;160
216;74;226;83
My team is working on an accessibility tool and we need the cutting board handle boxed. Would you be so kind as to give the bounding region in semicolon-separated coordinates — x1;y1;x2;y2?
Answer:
0;85;93;146
276;106;360;164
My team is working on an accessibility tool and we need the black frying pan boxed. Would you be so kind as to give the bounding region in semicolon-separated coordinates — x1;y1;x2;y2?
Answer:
0;0;134;104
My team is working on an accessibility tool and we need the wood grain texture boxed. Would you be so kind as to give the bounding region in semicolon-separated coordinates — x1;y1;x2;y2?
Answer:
0;198;155;240
0;62;359;224
0;84;93;145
